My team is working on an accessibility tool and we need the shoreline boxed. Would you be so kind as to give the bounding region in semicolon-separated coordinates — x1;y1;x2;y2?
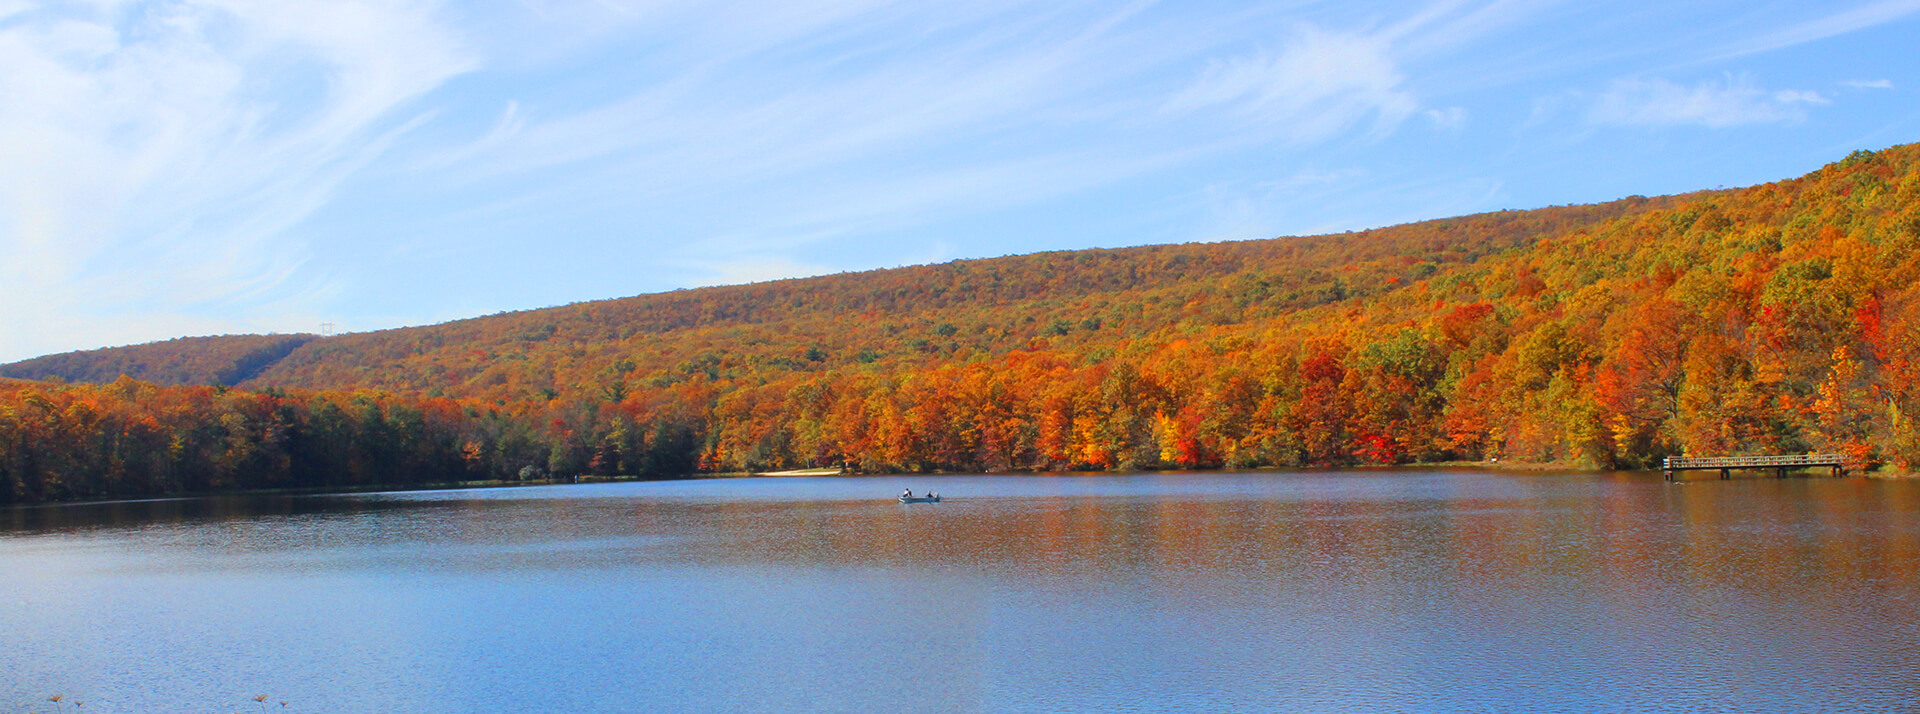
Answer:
2;474;666;510
11;461;1914;509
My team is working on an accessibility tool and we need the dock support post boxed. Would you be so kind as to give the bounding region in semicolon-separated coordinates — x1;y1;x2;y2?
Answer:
1721;468;1731;480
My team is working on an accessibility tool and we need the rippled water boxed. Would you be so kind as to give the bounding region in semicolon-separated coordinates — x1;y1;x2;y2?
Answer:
4;471;1919;712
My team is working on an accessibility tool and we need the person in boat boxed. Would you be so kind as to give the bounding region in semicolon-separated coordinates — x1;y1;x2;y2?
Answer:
902;488;913;498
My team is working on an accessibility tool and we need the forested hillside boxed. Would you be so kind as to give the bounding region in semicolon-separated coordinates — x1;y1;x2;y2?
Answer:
245;196;1673;399
1;334;317;387
5;143;1919;503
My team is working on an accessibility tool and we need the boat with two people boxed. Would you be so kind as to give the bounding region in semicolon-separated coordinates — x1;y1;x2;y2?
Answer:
899;488;942;504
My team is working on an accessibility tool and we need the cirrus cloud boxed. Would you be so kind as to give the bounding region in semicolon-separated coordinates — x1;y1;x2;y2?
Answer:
0;0;475;361
1162;27;1421;144
1587;76;1829;129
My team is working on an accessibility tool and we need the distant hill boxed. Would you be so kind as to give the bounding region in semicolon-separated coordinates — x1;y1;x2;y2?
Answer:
6;195;1681;399
1;334;318;386
5;142;1919;504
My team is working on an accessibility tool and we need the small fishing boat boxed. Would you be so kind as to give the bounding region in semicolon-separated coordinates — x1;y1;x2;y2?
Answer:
898;494;942;504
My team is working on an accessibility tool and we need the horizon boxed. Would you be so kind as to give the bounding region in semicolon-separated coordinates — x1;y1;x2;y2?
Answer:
3;0;1918;363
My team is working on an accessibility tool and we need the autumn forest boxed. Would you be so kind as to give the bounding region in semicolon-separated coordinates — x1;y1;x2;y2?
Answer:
5;144;1920;504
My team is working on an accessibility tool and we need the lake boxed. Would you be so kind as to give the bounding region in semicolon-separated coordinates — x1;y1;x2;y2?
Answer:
4;470;1919;712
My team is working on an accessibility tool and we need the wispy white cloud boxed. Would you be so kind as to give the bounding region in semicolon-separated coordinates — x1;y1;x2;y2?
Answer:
1425;106;1470;129
1587;76;1828;128
420;2;1170;200
0;0;474;361
1841;78;1895;89
1162;27;1420;144
1711;0;1920;60
685;257;836;288
1386;0;1550;59
1772;89;1832;105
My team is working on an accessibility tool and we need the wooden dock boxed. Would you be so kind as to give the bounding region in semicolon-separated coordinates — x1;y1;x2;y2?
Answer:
1663;454;1856;481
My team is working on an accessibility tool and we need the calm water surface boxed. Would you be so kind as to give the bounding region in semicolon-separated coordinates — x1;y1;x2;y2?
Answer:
4;471;1919;712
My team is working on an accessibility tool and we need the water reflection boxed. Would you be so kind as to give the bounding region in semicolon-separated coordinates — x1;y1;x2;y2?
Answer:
4;472;1919;713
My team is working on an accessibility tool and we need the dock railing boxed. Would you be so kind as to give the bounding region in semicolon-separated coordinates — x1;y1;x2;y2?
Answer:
1662;453;1859;481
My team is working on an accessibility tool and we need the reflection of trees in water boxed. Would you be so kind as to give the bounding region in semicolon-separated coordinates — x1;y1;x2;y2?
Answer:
616;480;1920;610
11;476;1918;619
0;493;435;536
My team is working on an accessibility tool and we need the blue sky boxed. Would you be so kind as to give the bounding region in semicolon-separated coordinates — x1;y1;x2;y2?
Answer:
1;0;1917;362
